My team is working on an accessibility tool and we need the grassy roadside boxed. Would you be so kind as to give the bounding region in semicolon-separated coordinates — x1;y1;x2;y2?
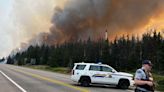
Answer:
23;65;71;74
24;65;164;92
153;74;164;92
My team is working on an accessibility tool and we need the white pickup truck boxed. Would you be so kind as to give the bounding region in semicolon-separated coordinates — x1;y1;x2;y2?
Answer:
71;63;134;89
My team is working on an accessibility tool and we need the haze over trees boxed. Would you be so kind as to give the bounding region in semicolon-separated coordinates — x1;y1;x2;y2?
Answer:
7;31;164;73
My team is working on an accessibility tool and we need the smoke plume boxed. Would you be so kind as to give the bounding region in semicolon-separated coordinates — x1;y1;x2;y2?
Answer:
41;0;164;45
9;0;164;55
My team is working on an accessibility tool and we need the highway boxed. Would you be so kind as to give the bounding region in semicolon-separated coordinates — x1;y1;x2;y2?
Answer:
0;64;134;92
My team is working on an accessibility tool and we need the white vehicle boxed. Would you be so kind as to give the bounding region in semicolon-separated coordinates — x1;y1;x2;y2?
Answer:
71;63;134;89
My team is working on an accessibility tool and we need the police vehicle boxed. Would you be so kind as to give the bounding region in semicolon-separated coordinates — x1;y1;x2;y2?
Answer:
71;62;134;89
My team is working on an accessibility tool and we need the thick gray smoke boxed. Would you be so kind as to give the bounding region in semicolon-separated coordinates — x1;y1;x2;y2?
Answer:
40;0;164;45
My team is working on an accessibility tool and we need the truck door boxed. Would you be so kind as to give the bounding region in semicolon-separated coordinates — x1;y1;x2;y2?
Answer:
88;65;104;83
100;66;117;84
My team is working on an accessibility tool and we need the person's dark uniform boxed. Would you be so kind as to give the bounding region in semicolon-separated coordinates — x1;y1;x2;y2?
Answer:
134;60;155;92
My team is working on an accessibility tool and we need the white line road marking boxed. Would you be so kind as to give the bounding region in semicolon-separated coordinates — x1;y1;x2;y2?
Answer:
0;70;27;92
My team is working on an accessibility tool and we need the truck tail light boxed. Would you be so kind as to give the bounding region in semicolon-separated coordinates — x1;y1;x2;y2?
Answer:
72;70;74;75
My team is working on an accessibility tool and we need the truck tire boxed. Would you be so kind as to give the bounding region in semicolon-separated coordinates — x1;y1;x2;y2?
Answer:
79;77;90;87
117;79;129;89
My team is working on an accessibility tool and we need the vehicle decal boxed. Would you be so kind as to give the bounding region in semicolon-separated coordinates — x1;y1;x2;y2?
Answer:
112;74;131;77
92;74;106;77
92;74;113;78
108;74;112;78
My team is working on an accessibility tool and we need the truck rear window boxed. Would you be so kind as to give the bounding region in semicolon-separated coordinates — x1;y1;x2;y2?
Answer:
75;65;86;70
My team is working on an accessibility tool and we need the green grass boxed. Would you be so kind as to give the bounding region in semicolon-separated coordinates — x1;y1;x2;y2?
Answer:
153;74;164;92
24;65;71;74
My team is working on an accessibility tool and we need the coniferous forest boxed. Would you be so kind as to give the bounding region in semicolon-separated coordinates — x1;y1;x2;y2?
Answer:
6;31;164;73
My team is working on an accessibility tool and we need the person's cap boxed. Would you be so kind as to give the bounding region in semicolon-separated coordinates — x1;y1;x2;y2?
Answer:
142;60;153;66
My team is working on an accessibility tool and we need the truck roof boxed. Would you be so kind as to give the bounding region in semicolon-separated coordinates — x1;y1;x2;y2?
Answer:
74;62;108;66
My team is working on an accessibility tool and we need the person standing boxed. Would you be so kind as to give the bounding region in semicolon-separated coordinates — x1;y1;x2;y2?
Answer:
134;60;155;92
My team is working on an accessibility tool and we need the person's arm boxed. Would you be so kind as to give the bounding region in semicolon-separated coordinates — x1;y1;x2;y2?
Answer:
148;72;154;81
134;79;153;86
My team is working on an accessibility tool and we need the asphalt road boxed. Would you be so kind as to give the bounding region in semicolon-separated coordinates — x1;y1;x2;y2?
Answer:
0;64;134;92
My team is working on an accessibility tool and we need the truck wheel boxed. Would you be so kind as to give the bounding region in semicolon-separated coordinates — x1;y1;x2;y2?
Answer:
117;79;129;89
80;77;90;87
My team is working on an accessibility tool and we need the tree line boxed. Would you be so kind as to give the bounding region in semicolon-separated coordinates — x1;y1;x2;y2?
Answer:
0;57;5;63
7;31;164;73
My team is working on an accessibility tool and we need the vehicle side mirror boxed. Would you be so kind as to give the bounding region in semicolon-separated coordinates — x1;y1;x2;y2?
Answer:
112;70;115;73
